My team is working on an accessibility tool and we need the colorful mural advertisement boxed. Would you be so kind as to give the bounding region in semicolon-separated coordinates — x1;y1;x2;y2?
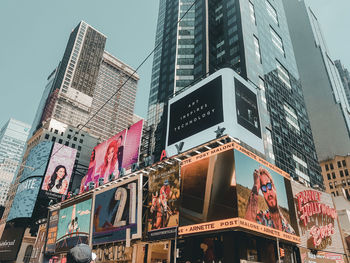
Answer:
41;143;77;198
80;120;143;192
178;141;299;243
292;181;345;262
92;175;142;245
147;163;180;240
45;210;59;253
55;198;92;252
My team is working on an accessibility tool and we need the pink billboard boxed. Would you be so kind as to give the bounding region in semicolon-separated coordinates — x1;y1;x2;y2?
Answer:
80;120;143;192
42;143;77;196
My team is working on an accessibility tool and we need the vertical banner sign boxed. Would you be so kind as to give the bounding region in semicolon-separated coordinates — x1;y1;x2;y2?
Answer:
55;199;92;252
92;175;142;245
147;163;180;240
45;210;59;253
0;223;25;261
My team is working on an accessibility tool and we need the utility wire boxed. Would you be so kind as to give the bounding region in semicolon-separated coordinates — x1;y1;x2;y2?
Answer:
14;0;199;191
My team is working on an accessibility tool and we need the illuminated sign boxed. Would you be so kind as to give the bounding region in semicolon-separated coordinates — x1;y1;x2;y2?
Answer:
166;68;264;157
179;141;299;243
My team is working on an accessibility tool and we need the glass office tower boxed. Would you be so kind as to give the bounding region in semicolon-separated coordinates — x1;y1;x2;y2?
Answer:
147;0;322;186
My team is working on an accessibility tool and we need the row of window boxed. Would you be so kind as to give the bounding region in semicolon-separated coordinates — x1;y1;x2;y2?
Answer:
326;169;349;180
325;160;347;171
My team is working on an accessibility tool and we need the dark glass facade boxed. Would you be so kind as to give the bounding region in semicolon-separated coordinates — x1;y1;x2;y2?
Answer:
147;0;322;186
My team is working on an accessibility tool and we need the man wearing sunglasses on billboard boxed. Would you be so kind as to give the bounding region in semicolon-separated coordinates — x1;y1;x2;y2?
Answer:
245;167;295;234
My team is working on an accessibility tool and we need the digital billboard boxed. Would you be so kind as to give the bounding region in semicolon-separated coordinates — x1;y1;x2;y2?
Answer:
20;141;53;182
92;175;143;245
7;176;42;221
80;120;143;192
41;143;77;198
45;210;59;253
166;68;264;157
0;222;25;261
292;181;345;260
55;198;92;252
147;163;180;240
178;141;299;243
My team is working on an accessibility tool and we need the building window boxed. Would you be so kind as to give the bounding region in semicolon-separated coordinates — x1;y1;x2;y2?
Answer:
343;160;347;167
54;129;58;134
340;170;344;177
346;169;349;176
23;245;33;263
327;173;331;180
58;139;63;144
65;141;69;146
249;1;256;25
67;134;71;139
342;179;346;186
332;192;335;197
330;163;334;170
270;27;284;55
73;137;77;141
329;182;333;189
276;60;291;89
266;0;278;24
325;164;329;171
51;137;56;142
334;181;338;187
72;144;76;148
253;35;261;63
332;172;336;179
77;152;80;158
284;103;300;132
78;146;82;151
347;179;350;186
338;161;342;168
79;139;83;143
44;134;49;139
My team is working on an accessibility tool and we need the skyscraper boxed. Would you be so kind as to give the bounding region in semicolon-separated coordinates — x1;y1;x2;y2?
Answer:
0;119;30;206
31;21;139;141
282;0;350;162
148;0;322;186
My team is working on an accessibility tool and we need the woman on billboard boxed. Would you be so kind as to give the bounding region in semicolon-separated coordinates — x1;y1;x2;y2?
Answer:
98;140;119;184
43;165;69;194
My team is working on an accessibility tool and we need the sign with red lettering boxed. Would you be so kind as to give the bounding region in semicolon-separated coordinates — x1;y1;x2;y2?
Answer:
292;181;345;255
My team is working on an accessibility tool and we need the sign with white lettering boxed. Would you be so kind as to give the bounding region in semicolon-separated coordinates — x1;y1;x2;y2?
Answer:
166;68;264;157
0;223;25;261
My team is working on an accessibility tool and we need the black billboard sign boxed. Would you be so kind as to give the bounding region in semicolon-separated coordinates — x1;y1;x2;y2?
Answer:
0;222;25;261
235;78;261;138
168;76;224;145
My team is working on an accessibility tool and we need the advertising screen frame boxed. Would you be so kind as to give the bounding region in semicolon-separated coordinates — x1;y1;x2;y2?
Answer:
92;174;143;245
178;141;300;244
45;209;59;254
0;222;25;261
166;68;264;157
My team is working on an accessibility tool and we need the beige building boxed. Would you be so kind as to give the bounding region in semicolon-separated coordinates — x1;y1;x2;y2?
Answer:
321;155;350;198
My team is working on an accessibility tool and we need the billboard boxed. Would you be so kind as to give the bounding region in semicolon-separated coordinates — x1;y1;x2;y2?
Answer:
166;68;264;156
292;181;345;260
92;175;143;245
0;222;25;261
45;210;59;253
80;120;143;192
178;141;299;243
147;163;180;240
41;143;77;198
7;176;42;221
55;198;92;252
20;141;53;182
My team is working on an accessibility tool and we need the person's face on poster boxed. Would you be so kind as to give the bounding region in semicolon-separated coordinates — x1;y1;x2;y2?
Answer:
107;146;115;164
56;167;66;180
260;172;278;211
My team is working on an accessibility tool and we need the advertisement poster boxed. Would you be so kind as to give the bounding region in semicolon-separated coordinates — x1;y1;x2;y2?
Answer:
7;176;42;221
45;210;59;253
178;141;299;243
80;121;143;192
55;199;92;252
0;222;25;261
235;78;261;138
167;76;223;146
147;164;180;240
92;176;142;245
41;143;77;198
292;181;345;262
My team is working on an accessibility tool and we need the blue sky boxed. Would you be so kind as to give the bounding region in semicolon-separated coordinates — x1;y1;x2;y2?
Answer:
0;0;348;129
